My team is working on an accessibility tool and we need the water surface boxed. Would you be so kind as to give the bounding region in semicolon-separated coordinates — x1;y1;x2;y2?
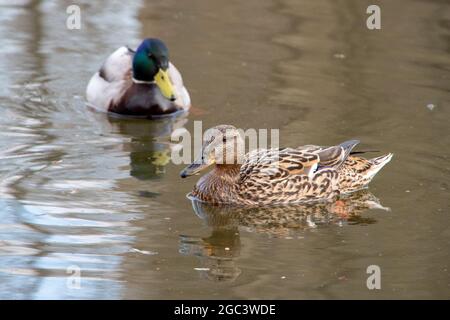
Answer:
0;0;449;299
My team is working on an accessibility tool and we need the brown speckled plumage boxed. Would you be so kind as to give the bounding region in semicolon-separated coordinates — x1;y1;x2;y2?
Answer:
182;125;393;205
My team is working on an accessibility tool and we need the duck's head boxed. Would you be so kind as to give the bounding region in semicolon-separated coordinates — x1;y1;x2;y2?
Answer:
132;38;176;101
180;125;245;178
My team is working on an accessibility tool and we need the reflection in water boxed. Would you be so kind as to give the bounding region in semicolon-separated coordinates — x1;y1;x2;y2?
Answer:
106;114;188;181
0;0;449;299
0;0;146;299
180;229;242;282
180;190;388;282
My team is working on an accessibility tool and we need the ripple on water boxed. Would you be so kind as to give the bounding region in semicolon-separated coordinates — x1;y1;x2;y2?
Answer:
0;86;146;299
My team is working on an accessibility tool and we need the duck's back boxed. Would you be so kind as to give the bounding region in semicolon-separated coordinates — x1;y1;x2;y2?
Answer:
236;147;341;205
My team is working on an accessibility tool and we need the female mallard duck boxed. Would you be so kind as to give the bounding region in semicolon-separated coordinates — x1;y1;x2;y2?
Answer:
180;125;393;205
86;38;190;118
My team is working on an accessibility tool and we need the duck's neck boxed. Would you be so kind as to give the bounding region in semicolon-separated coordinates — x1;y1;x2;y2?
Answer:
213;164;242;179
197;164;241;190
194;164;242;203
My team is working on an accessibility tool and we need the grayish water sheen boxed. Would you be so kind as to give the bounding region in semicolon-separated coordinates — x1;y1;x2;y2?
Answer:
0;0;449;299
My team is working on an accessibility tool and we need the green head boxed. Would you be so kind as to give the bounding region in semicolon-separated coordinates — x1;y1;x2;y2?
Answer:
132;38;176;101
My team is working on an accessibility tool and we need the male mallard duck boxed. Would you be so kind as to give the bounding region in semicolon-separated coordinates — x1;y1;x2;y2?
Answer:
180;125;393;205
86;38;190;118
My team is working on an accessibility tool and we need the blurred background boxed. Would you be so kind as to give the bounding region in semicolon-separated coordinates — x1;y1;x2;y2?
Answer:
0;0;448;299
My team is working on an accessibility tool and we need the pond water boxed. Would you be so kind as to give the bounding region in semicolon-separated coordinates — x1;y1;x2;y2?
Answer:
0;0;449;299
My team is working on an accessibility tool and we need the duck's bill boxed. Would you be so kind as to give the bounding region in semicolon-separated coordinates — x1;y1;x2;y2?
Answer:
154;69;176;101
180;159;211;178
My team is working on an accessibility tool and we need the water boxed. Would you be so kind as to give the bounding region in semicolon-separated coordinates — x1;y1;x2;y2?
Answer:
0;0;449;299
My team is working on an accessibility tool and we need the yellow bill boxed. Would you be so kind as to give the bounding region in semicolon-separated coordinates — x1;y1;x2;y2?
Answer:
154;69;176;101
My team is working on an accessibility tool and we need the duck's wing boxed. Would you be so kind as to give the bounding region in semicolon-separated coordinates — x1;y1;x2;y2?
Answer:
315;140;360;168
241;140;360;177
236;142;360;204
239;148;321;182
294;140;360;169
99;46;133;82
86;47;133;112
238;148;339;204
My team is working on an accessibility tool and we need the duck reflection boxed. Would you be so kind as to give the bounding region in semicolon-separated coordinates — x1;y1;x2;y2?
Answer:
179;229;242;282
179;189;388;282
106;114;187;180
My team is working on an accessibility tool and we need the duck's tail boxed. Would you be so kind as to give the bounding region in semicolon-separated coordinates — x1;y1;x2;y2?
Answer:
339;153;393;193
366;153;394;181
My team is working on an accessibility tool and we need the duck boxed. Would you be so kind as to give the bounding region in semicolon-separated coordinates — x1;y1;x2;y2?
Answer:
86;38;190;118
180;125;393;205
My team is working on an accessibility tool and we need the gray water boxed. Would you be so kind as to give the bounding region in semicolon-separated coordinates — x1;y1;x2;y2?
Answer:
0;0;449;299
